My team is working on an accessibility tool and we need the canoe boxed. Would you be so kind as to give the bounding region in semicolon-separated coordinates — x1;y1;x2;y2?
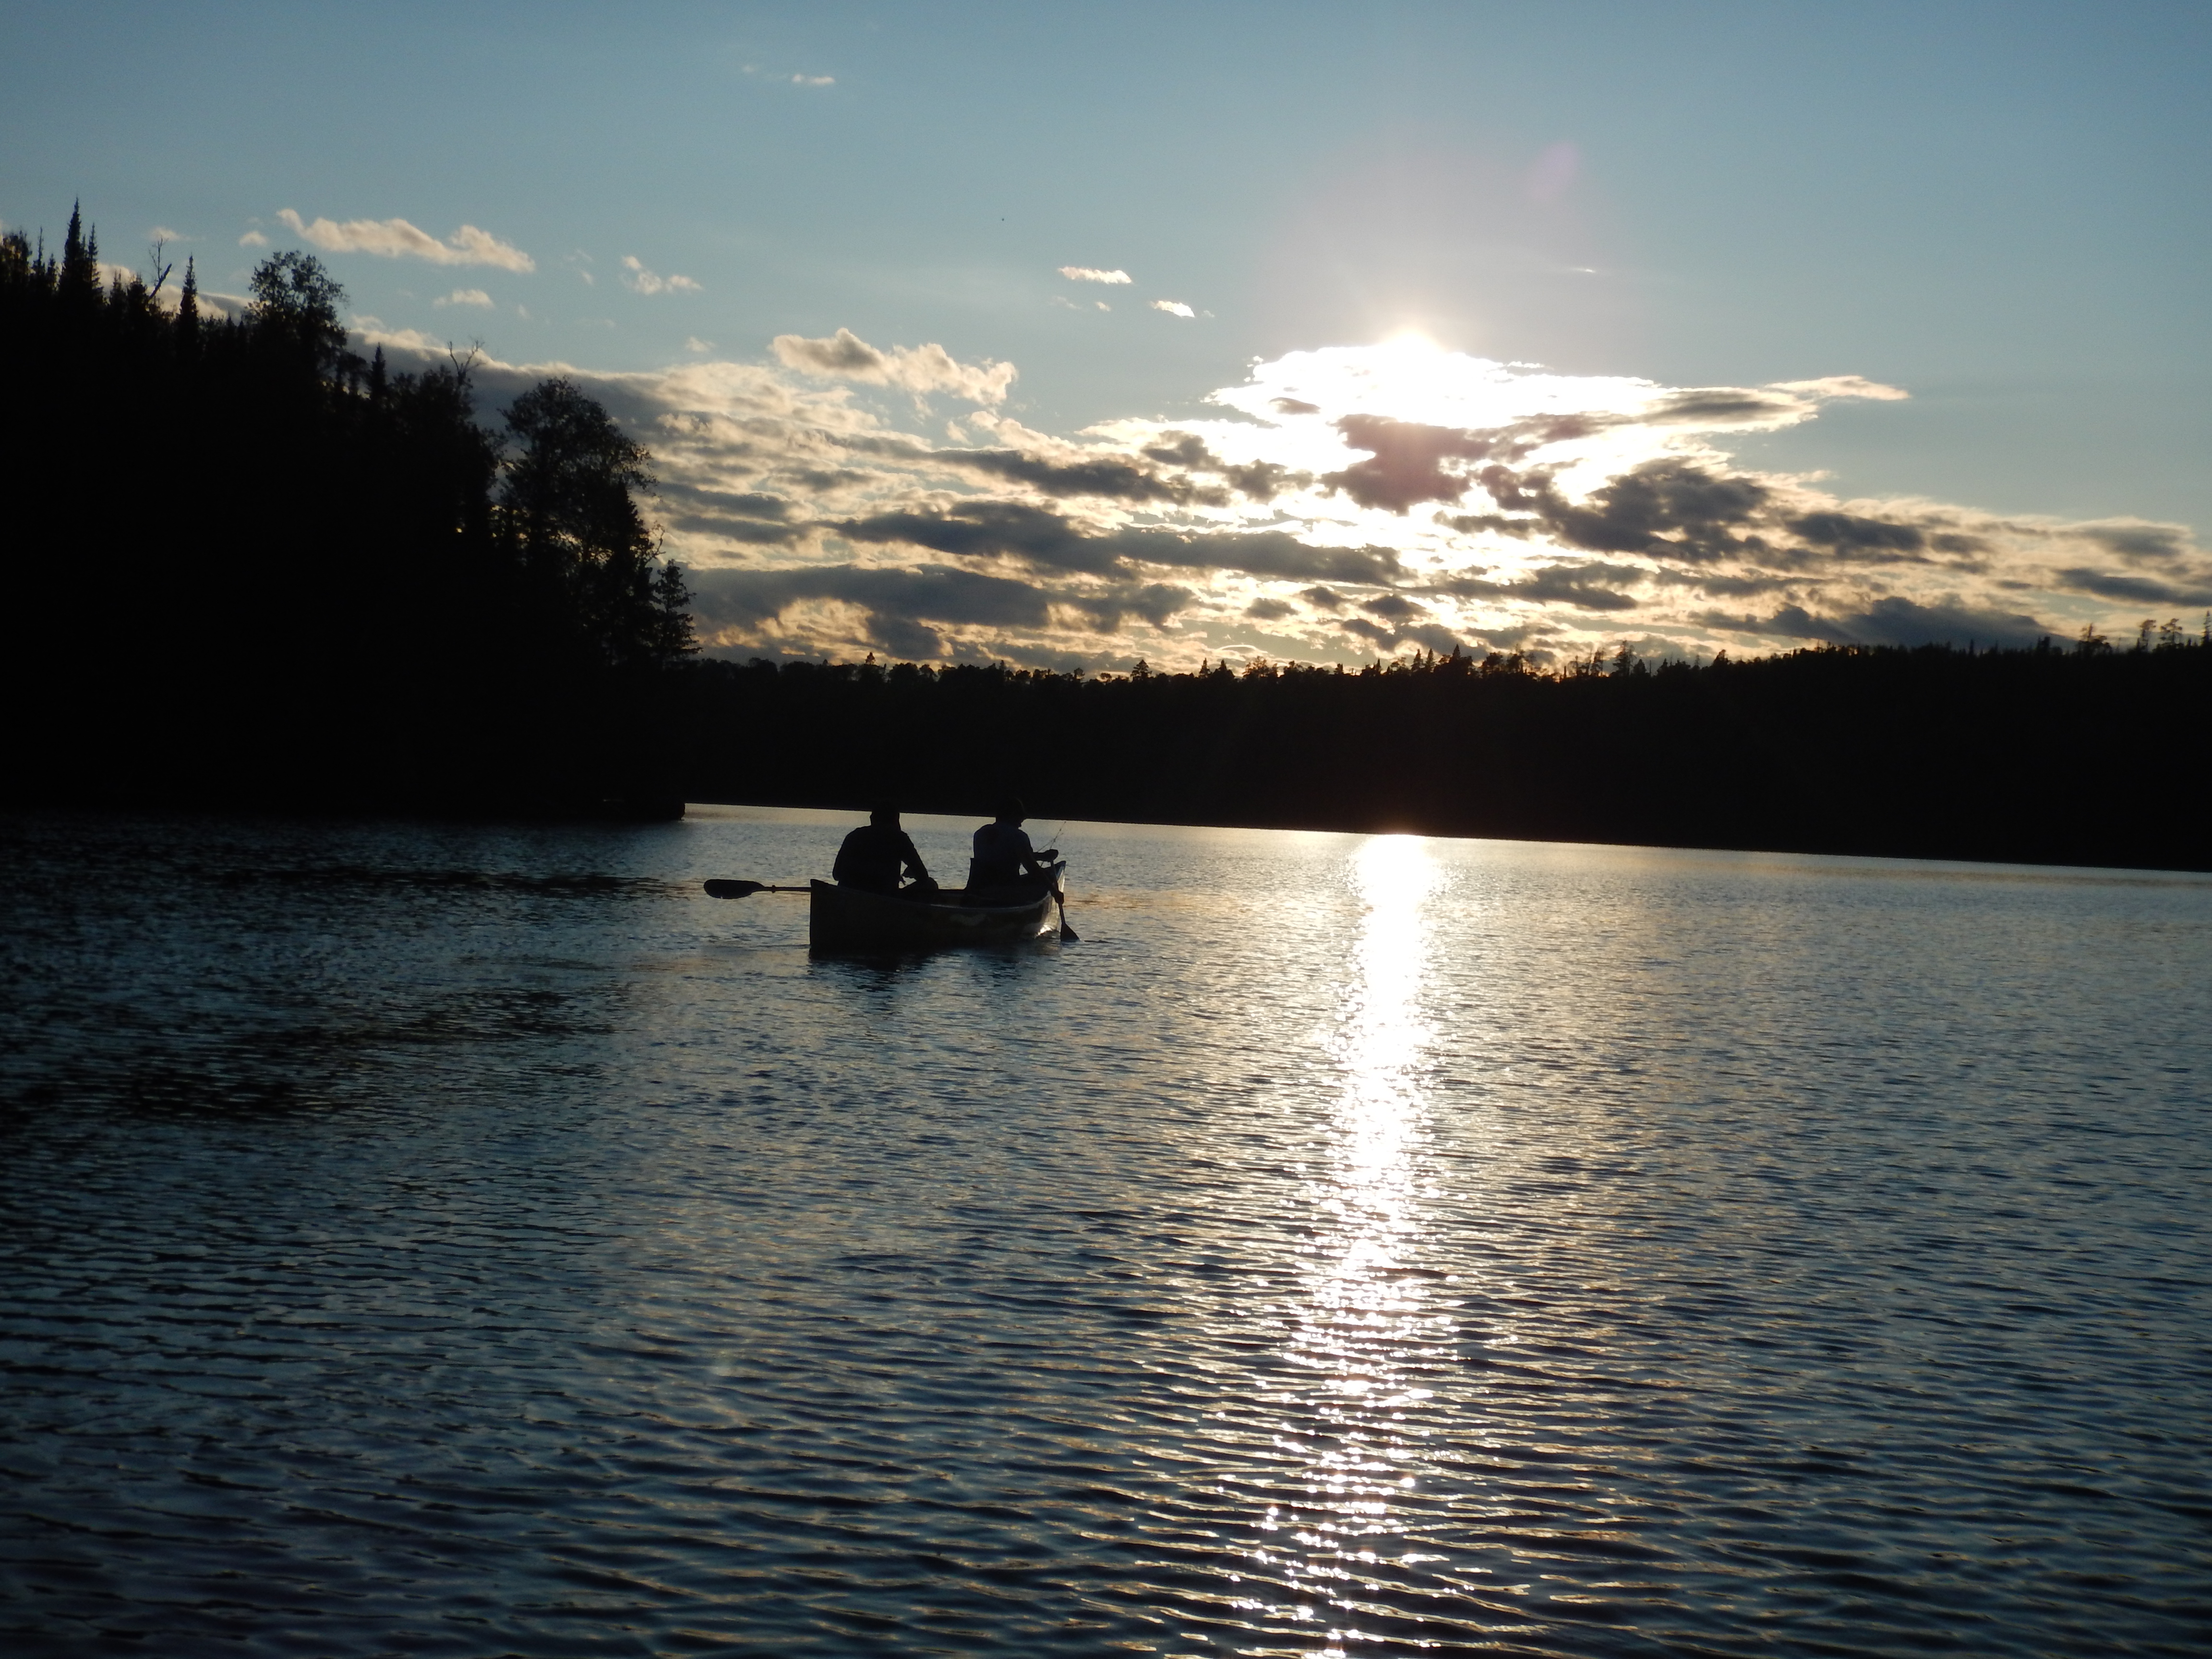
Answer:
809;863;1066;951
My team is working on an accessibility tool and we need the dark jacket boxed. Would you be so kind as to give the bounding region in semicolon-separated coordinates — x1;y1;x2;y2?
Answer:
834;824;927;892
971;821;1041;887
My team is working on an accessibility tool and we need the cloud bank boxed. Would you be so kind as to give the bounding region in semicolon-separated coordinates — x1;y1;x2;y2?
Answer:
276;209;534;272
358;327;2208;674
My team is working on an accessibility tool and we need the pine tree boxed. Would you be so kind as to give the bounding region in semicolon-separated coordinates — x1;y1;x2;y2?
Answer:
59;202;102;312
176;256;199;349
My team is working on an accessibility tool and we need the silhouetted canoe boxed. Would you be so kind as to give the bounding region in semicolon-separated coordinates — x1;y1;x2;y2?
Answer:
808;864;1066;951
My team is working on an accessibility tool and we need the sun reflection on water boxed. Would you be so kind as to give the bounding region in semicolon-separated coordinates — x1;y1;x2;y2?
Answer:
1249;835;1455;1653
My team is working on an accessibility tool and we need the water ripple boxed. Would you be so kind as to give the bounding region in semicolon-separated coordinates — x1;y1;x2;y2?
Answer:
2;807;2207;1655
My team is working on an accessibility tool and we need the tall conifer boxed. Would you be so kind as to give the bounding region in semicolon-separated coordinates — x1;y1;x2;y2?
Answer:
177;256;199;349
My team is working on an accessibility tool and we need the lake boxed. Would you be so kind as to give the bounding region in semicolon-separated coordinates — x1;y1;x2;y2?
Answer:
2;805;2206;1657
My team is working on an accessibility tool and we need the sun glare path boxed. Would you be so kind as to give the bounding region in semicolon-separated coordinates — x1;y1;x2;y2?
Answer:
1250;835;1455;1653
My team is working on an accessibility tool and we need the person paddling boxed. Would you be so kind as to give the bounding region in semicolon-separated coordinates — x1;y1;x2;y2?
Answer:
833;803;937;898
969;797;1059;897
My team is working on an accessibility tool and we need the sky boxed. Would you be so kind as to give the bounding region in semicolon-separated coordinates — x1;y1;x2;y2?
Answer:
7;0;2209;670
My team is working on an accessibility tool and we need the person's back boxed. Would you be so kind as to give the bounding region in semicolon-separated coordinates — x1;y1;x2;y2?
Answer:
969;798;1057;893
834;804;929;894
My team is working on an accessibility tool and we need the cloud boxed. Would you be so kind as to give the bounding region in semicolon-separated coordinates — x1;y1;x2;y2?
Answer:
772;326;1015;404
433;288;493;309
275;209;534;271
836;502;1404;587
1770;375;1911;402
2070;520;2200;568
350;327;2205;670
685;337;716;354
351;321;454;354
741;63;835;88
1324;415;1511;512
2050;567;2212;607
1059;266;1132;284
936;446;1228;506
688;563;1190;662
148;226;186;243
1707;597;2051;649
621;255;701;295
239;230;269;247
1150;300;1196;318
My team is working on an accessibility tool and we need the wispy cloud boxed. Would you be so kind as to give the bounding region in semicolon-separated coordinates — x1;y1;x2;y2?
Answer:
147;226;187;243
1059;266;1131;284
433;288;493;308
275;208;534;272
1150;300;1195;318
239;230;269;247
685;337;716;354
741;63;835;87
621;255;701;295
772;326;1015;404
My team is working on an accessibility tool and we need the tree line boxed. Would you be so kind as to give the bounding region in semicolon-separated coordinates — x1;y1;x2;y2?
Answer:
1;204;693;816
676;633;2211;872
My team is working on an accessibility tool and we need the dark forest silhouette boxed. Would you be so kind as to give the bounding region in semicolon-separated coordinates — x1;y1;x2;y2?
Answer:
681;634;2210;872
4;203;2206;869
2;206;693;816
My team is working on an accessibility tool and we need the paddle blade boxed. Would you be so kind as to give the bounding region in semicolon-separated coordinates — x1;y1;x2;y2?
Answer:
704;879;768;899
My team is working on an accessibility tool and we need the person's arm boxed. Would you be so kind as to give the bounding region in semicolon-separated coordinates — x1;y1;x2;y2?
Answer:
1015;830;1058;878
897;832;930;882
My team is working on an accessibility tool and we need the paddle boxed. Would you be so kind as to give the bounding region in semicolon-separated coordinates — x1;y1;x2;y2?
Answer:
704;879;808;899
1054;890;1080;942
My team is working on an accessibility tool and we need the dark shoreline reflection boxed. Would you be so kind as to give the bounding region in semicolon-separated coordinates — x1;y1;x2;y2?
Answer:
2;806;2207;1657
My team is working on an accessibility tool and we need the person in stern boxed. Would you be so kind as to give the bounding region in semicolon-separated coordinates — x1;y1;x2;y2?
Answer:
967;797;1059;903
833;803;938;900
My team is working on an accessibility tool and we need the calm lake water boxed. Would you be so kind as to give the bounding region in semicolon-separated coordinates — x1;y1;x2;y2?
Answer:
2;805;2207;1657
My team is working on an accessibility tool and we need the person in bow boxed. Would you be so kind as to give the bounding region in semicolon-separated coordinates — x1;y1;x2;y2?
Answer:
833;803;937;898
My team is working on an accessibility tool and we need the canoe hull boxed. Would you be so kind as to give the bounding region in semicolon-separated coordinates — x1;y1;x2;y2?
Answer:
808;865;1063;951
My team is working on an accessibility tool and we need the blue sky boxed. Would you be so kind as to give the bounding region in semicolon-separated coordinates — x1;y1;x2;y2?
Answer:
7;1;2209;668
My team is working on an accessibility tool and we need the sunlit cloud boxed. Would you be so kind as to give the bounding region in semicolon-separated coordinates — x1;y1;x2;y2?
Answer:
621;255;701;295
238;230;269;248
1150;299;1196;318
275;208;535;272
433;288;493;308
1059;266;1131;284
771;326;1015;404
353;322;449;354
354;325;2209;674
